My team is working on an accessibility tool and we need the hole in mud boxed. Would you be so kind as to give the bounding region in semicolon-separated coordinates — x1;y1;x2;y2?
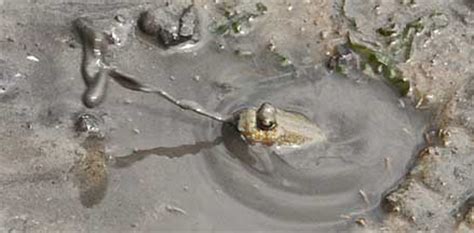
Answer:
196;67;428;224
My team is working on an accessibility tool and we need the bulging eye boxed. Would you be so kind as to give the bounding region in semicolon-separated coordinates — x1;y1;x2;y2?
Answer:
258;119;276;131
256;102;278;131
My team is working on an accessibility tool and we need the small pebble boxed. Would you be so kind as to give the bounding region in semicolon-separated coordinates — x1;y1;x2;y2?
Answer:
320;30;329;39
114;15;126;23
26;55;39;62
165;204;187;215
287;4;293;11
398;99;406;108
268;40;276;51
355;218;367;227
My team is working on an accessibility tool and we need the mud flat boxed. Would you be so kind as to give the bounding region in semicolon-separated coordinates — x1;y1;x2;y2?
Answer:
0;0;472;232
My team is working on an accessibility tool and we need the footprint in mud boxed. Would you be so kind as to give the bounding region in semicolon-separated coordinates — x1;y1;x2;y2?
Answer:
195;67;428;225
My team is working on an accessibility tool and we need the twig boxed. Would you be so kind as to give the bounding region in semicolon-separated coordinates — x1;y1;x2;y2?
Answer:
358;189;370;205
108;69;229;123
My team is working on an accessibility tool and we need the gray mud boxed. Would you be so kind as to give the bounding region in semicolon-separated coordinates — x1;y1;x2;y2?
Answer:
0;0;472;232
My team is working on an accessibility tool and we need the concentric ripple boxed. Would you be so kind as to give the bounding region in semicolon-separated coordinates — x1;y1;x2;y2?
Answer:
196;68;426;224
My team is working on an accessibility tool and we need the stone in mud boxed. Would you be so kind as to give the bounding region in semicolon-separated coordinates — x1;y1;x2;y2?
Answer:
138;3;200;47
75;113;105;138
327;45;360;75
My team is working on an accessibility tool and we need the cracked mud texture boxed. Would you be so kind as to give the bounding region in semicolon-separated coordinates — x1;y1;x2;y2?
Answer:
0;0;473;232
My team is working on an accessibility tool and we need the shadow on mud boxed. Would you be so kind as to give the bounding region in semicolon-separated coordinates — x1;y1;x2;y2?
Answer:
73;135;223;207
111;137;223;168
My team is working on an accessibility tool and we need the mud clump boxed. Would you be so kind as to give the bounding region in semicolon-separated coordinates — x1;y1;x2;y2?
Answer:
138;3;200;48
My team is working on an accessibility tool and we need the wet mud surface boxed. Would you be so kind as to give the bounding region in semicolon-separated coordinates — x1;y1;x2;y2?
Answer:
0;0;473;232
198;68;427;227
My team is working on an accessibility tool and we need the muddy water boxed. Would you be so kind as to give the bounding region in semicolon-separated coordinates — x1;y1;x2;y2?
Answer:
89;21;428;227
196;67;427;225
